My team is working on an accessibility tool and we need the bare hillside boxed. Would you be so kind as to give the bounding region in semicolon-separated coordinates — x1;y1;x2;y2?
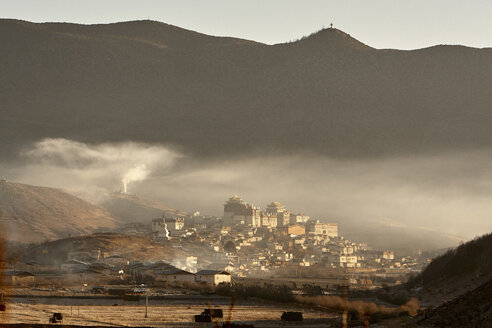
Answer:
20;232;188;265
0;180;120;243
100;192;187;224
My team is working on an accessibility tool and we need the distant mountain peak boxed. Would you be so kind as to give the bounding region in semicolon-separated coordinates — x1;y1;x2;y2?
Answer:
290;27;373;51
2;18;492;160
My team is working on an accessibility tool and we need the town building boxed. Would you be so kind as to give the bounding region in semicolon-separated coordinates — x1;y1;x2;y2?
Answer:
277;224;306;236
306;220;338;237
165;217;185;236
339;255;359;268
223;196;260;227
276;210;291;227
154;269;195;283
383;250;395;260
260;212;277;228
195;270;232;285
152;218;169;239
287;224;306;236
265;201;285;215
290;213;310;224
3;271;35;286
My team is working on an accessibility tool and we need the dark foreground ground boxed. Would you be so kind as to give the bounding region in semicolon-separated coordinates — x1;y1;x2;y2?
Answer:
0;325;113;328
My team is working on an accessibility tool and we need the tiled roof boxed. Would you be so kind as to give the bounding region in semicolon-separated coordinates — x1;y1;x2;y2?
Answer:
154;269;194;275
196;270;230;276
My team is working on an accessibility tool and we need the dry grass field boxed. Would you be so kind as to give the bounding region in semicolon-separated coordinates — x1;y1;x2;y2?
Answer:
0;298;337;327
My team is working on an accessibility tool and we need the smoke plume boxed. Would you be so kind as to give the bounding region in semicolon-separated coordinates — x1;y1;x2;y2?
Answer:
121;164;149;193
10;138;179;198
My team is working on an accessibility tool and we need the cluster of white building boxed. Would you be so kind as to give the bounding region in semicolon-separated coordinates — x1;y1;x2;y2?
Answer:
223;195;327;229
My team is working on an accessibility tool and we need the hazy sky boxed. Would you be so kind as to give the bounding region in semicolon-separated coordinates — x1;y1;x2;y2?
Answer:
1;0;491;50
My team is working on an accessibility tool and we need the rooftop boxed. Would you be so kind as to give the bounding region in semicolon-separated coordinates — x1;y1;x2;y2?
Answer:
196;270;230;276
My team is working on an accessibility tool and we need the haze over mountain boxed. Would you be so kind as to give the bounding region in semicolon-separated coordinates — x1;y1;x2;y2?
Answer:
2;19;492;242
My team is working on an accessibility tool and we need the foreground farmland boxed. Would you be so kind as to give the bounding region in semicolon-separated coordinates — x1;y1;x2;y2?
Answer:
0;296;336;327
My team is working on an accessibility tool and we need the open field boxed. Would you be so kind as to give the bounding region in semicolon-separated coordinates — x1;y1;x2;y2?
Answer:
0;296;337;327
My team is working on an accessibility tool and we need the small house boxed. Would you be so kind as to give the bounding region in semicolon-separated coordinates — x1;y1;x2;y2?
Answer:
195;270;231;285
4;271;35;286
154;269;195;283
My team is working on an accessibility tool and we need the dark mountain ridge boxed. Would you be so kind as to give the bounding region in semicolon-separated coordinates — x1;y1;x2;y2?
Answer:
404;232;492;305
408;232;492;288
2;19;492;159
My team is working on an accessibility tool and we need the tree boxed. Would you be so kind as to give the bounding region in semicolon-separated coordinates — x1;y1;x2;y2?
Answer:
224;241;236;253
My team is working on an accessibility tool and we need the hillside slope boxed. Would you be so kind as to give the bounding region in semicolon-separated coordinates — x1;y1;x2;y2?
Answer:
100;192;187;224
405;232;492;303
20;232;189;265
2;19;492;158
418;279;492;327
0;180;120;242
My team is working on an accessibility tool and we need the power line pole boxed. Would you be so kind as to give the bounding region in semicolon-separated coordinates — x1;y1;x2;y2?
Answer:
145;290;149;318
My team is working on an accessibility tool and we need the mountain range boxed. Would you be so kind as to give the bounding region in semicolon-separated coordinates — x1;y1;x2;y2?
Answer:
2;19;492;159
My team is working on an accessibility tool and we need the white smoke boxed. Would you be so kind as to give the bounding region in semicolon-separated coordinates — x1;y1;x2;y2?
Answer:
9;138;180;198
164;224;170;238
122;164;149;194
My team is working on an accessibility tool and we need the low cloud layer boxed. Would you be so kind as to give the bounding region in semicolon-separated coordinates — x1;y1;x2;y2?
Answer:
138;151;492;239
2;138;492;241
6;138;179;198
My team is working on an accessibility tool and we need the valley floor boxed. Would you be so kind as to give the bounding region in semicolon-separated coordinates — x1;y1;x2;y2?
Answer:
0;295;337;327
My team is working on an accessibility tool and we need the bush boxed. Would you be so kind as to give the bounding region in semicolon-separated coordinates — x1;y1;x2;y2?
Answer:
215;283;295;303
406;232;492;288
